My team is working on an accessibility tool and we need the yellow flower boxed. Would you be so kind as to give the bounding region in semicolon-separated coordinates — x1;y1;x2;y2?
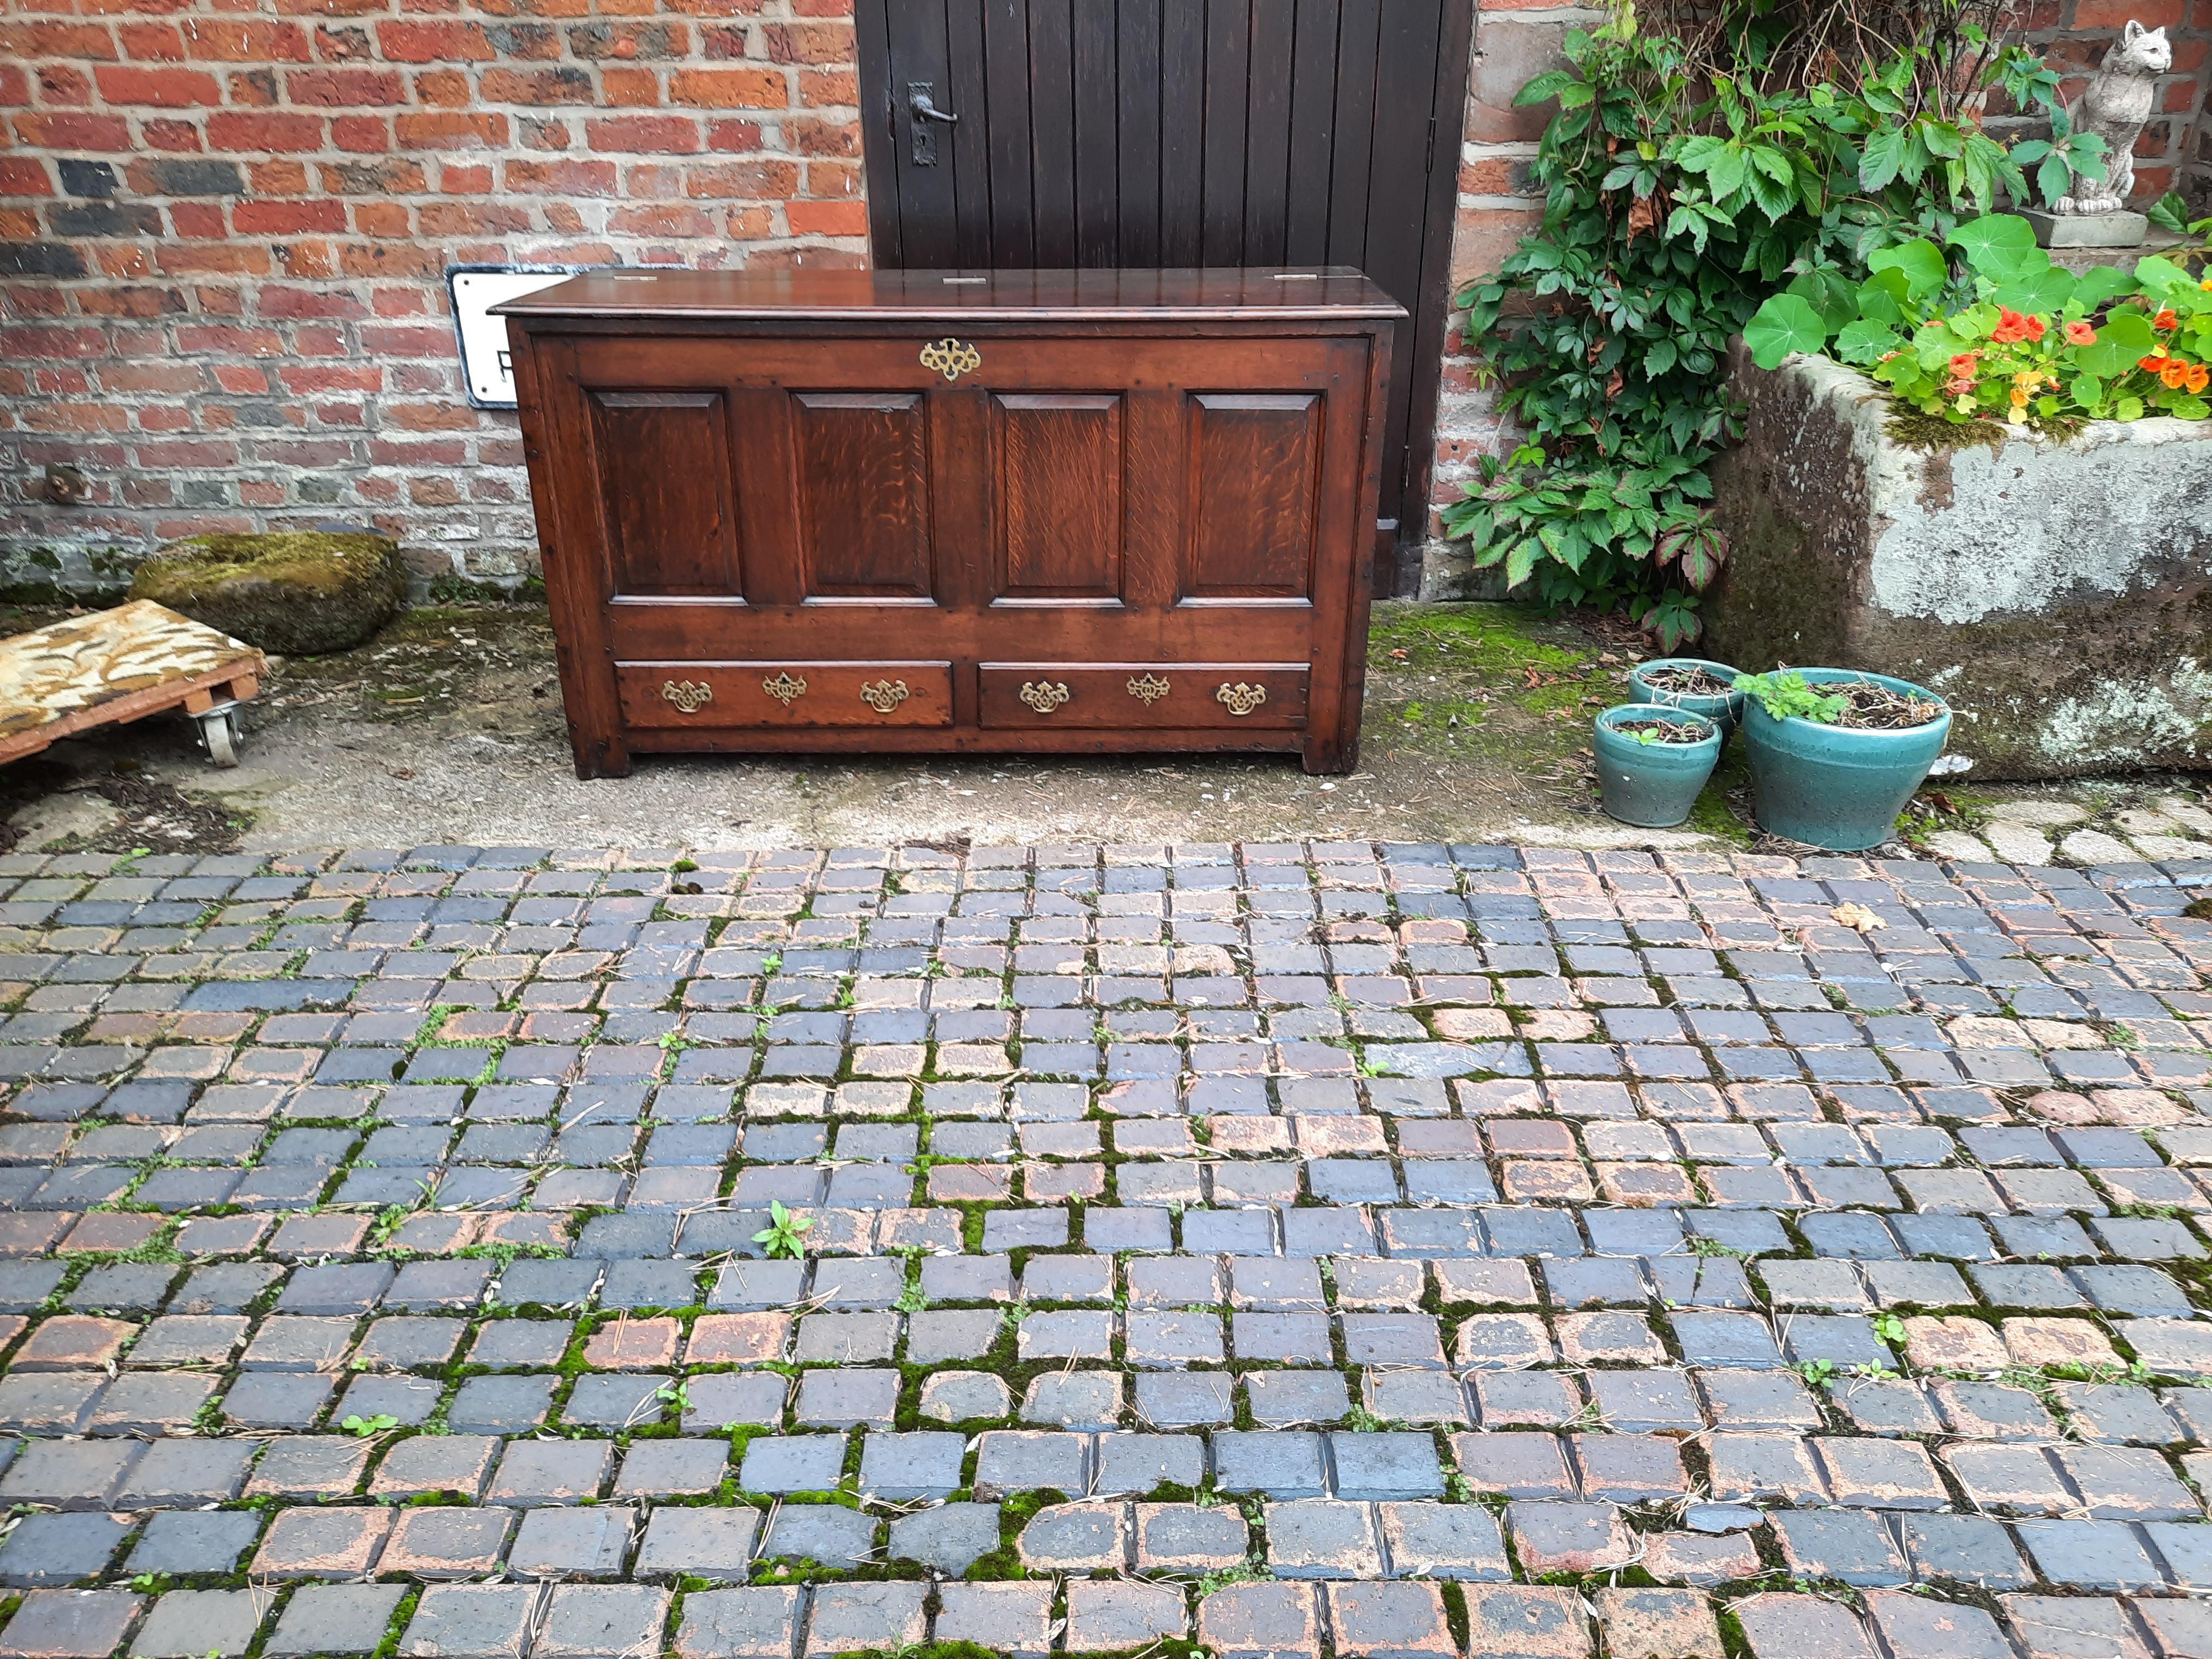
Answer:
2007;405;2027;425
1954;394;1976;414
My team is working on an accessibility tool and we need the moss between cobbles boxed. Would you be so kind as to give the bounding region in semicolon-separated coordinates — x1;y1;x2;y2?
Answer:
958;1486;1066;1580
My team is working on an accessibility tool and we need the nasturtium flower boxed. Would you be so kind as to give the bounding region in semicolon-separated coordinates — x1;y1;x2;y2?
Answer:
1948;352;1980;374
2189;364;2210;395
2154;309;2179;330
2161;362;2190;389
2141;353;2172;372
2064;321;2096;346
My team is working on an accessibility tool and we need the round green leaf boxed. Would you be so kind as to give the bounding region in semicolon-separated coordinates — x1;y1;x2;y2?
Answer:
1744;294;1829;370
2075;308;2156;378
1948;213;2039;278
1992;262;2074;316
2071;265;2138;309
1867;239;1947;301
1834;319;1903;365
1788;268;1859;335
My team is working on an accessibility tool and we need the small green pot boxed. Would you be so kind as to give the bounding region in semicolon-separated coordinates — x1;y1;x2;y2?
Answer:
1741;667;1952;851
1594;704;1721;828
1629;657;1746;736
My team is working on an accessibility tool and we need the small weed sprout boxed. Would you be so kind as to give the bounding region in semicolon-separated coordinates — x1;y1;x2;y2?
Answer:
754;1199;813;1260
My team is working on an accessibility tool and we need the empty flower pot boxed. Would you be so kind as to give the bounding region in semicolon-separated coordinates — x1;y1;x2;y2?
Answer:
1741;667;1952;851
1628;657;1746;737
1594;704;1721;828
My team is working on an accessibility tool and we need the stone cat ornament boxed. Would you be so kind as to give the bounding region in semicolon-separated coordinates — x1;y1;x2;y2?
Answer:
2056;19;2171;215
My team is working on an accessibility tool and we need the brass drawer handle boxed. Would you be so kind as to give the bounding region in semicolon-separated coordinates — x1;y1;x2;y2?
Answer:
859;678;909;713
762;671;807;707
1126;673;1170;706
661;679;713;714
920;337;981;382
1215;682;1267;717
1019;680;1070;714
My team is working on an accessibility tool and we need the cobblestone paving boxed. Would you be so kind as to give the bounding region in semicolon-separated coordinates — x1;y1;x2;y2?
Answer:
8;841;2212;1658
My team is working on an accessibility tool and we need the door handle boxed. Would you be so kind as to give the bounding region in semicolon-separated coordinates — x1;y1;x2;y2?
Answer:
909;87;959;123
907;81;956;165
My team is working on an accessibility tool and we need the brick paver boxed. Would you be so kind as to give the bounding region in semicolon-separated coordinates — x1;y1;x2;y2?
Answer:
2;838;2212;1655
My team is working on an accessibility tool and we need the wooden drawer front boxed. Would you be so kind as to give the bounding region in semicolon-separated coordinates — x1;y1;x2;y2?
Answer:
619;662;952;728
978;664;1307;729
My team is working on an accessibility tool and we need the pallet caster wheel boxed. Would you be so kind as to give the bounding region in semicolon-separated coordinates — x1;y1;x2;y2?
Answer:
196;705;242;768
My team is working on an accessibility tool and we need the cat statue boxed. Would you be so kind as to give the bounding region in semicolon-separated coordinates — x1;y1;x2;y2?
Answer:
2056;19;2171;215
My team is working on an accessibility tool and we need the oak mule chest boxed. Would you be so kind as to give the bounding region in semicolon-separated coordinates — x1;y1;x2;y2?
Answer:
499;267;1401;778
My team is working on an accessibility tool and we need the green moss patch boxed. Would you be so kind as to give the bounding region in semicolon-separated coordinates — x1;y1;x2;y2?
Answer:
132;530;406;655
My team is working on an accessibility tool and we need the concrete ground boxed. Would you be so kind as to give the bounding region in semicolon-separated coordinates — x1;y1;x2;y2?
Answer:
4;598;2209;861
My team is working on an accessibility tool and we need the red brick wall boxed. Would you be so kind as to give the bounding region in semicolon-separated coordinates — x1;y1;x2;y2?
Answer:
0;0;865;590
1419;0;2211;593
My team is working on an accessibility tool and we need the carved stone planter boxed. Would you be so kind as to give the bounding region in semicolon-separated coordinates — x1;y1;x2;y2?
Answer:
1707;342;2212;780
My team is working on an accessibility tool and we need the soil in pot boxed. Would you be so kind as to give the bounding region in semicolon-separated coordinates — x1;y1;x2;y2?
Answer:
1628;657;1745;736
1740;667;1950;852
1594;704;1720;828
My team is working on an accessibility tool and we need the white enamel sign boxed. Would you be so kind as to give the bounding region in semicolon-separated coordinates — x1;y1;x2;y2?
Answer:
447;264;591;409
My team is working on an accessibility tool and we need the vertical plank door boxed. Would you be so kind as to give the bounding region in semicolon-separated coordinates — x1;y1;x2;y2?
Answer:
855;0;1472;597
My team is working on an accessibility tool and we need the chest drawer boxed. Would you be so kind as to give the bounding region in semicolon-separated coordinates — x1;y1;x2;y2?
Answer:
618;662;953;729
979;664;1308;729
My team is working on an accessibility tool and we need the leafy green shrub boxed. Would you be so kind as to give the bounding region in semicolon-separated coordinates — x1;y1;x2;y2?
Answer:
1734;670;1849;723
1447;1;2101;649
1747;211;2212;427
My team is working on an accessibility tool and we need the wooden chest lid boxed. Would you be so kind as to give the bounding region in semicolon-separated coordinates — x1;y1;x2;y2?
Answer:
493;265;1405;324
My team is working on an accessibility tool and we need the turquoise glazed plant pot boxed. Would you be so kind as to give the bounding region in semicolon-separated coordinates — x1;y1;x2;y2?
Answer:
1742;668;1951;851
1594;705;1720;829
1628;657;1746;736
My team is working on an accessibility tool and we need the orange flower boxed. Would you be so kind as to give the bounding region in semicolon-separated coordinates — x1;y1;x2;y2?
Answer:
2161;362;2189;388
2141;353;2172;372
2154;308;2178;330
1991;307;2028;344
1948;352;1980;374
2189;364;2210;395
2010;385;2030;407
2064;320;2095;345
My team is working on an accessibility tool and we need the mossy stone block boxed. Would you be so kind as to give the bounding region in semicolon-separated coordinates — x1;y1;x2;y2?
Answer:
129;530;405;654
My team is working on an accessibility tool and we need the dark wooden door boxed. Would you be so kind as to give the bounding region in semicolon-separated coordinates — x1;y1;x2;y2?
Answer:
854;0;1471;596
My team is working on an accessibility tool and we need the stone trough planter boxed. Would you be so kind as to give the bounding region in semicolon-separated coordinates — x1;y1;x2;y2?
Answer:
1706;342;2212;780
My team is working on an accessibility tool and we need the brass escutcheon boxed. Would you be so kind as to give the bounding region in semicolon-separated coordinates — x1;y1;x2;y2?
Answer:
919;337;982;382
660;679;713;714
859;678;909;713
1019;680;1070;714
1125;672;1171;706
1215;681;1267;717
761;670;808;707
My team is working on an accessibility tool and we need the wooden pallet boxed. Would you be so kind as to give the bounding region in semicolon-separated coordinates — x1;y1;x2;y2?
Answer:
0;600;265;766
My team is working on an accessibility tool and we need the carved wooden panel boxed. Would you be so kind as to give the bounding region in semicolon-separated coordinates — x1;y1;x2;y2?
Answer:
587;390;740;597
992;393;1123;600
1183;392;1321;598
791;392;933;598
